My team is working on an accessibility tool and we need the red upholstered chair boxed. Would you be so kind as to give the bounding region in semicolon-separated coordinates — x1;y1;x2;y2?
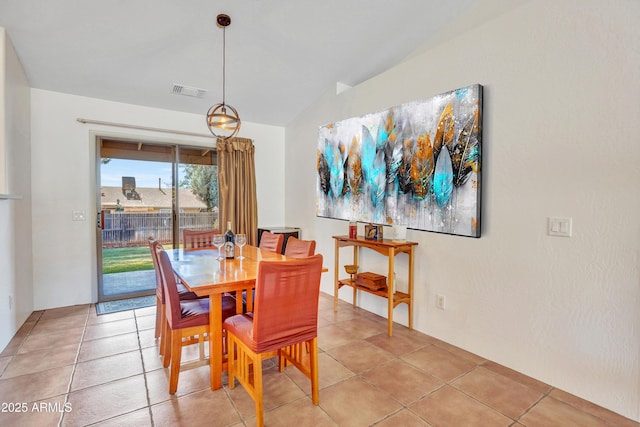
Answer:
244;233;304;313
258;231;284;254
156;248;237;394
224;254;324;427
149;238;201;355
243;230;285;313
183;229;219;250
283;236;316;258
283;236;317;357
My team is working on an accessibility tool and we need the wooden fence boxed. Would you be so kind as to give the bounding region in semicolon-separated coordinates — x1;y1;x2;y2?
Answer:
102;212;218;247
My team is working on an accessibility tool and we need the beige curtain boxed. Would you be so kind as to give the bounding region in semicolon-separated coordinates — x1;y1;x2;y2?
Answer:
216;137;259;246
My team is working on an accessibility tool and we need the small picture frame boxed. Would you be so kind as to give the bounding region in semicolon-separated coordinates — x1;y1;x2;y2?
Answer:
365;224;378;240
364;224;384;240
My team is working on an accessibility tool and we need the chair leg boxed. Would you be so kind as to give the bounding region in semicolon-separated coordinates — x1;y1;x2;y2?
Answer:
253;354;264;427
198;334;205;360
154;296;162;338
222;330;227;355
226;332;265;427
278;339;319;405
309;338;319;405
227;334;236;389
162;325;172;368
169;330;183;394
158;302;167;356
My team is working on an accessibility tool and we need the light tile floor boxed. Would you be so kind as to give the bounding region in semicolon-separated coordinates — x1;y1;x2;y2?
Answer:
0;293;638;427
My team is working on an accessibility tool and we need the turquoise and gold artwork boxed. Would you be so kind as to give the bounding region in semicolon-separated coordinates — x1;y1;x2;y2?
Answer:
317;84;482;237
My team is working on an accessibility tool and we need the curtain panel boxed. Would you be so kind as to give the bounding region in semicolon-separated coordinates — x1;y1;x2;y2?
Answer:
216;137;258;246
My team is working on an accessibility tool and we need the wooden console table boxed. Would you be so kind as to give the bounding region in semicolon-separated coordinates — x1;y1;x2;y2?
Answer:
333;235;418;336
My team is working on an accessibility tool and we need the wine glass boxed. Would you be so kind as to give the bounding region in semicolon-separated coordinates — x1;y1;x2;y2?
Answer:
212;234;225;260
235;234;247;260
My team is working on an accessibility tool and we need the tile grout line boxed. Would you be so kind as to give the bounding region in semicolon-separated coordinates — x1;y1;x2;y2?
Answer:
79;308;156;426
354;351;420;425
134;308;156;426
514;387;552;424
357;343;504;426
320;335;513;425
318;342;419;425
446;365;519;424
222;376;249;425
59;305;91;427
0;310;43;365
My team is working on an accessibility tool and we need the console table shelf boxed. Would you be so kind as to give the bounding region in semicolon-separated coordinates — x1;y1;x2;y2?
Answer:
337;278;411;303
333;235;418;336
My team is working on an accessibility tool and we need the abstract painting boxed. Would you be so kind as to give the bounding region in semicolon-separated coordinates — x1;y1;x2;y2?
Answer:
317;84;482;237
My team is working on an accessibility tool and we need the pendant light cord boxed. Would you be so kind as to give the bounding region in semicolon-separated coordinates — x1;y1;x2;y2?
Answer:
222;25;226;105
206;13;240;139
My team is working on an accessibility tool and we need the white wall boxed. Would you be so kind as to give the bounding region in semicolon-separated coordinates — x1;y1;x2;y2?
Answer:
0;28;32;351
30;89;285;309
285;0;640;421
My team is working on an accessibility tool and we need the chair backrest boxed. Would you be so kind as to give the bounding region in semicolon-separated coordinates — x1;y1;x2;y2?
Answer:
258;231;284;254
148;238;165;302
156;248;186;330
183;229;218;250
284;236;316;258
252;254;323;353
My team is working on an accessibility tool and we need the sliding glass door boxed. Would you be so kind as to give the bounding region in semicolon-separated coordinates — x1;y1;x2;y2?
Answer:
96;138;217;302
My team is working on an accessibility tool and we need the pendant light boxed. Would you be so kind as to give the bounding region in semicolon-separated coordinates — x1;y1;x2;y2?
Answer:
206;14;241;140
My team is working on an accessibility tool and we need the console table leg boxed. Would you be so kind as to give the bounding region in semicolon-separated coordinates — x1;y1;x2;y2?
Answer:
387;249;395;336
333;238;339;312
352;246;359;307
408;246;414;330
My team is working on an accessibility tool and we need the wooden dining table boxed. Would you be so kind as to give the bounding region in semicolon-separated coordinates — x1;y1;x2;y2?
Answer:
168;244;287;390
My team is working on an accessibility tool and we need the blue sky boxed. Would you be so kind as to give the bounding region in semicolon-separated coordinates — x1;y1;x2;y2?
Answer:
100;159;182;188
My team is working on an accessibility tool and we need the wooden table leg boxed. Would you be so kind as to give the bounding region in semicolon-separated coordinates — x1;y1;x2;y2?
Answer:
209;293;223;390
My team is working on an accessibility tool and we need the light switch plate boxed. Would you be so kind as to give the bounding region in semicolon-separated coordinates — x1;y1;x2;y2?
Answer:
548;217;572;237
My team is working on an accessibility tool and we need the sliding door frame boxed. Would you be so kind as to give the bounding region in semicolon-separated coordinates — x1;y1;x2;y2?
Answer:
94;134;216;302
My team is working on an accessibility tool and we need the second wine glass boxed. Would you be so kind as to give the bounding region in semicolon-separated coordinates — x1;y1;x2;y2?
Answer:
212;234;225;260
235;233;247;260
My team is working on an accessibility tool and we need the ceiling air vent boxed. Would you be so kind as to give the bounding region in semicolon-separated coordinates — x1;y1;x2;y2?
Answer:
171;83;207;98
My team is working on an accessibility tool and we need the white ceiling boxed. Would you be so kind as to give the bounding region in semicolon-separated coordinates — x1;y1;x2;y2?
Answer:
0;0;520;127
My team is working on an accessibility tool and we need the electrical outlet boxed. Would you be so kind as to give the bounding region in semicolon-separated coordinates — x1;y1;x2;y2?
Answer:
72;210;86;221
9;295;13;310
436;294;446;310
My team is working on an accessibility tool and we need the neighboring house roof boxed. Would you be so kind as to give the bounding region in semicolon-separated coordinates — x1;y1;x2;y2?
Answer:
101;186;208;210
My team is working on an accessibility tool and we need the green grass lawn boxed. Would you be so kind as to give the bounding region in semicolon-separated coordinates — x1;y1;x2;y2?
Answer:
102;245;173;274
